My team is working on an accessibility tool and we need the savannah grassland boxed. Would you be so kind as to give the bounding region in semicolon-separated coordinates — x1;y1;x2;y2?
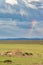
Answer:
0;40;43;65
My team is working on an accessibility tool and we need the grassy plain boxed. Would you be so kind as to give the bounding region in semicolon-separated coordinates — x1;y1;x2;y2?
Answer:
0;40;43;65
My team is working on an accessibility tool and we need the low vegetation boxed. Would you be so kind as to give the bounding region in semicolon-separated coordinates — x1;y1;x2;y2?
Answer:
4;60;12;63
0;40;43;65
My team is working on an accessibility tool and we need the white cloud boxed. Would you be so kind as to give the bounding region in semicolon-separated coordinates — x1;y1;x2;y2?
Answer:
19;9;28;16
23;0;39;3
39;5;43;8
28;4;37;9
23;0;38;9
5;0;18;5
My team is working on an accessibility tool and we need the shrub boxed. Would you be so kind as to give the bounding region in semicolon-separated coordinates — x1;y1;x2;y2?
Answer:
4;60;12;63
25;52;33;56
25;52;29;55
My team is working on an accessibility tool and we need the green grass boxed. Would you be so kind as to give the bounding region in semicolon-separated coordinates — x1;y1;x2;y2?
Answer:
0;40;43;65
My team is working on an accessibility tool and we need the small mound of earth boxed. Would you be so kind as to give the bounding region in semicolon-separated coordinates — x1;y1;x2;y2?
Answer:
4;60;12;63
15;49;23;56
4;49;33;57
4;51;12;56
4;49;23;56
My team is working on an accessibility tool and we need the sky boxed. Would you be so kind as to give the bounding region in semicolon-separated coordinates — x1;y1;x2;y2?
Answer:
0;0;43;38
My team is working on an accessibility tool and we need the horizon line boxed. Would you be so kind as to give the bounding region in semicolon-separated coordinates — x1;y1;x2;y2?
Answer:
0;38;43;40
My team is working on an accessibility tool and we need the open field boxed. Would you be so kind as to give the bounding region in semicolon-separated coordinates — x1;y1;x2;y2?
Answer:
0;40;43;65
